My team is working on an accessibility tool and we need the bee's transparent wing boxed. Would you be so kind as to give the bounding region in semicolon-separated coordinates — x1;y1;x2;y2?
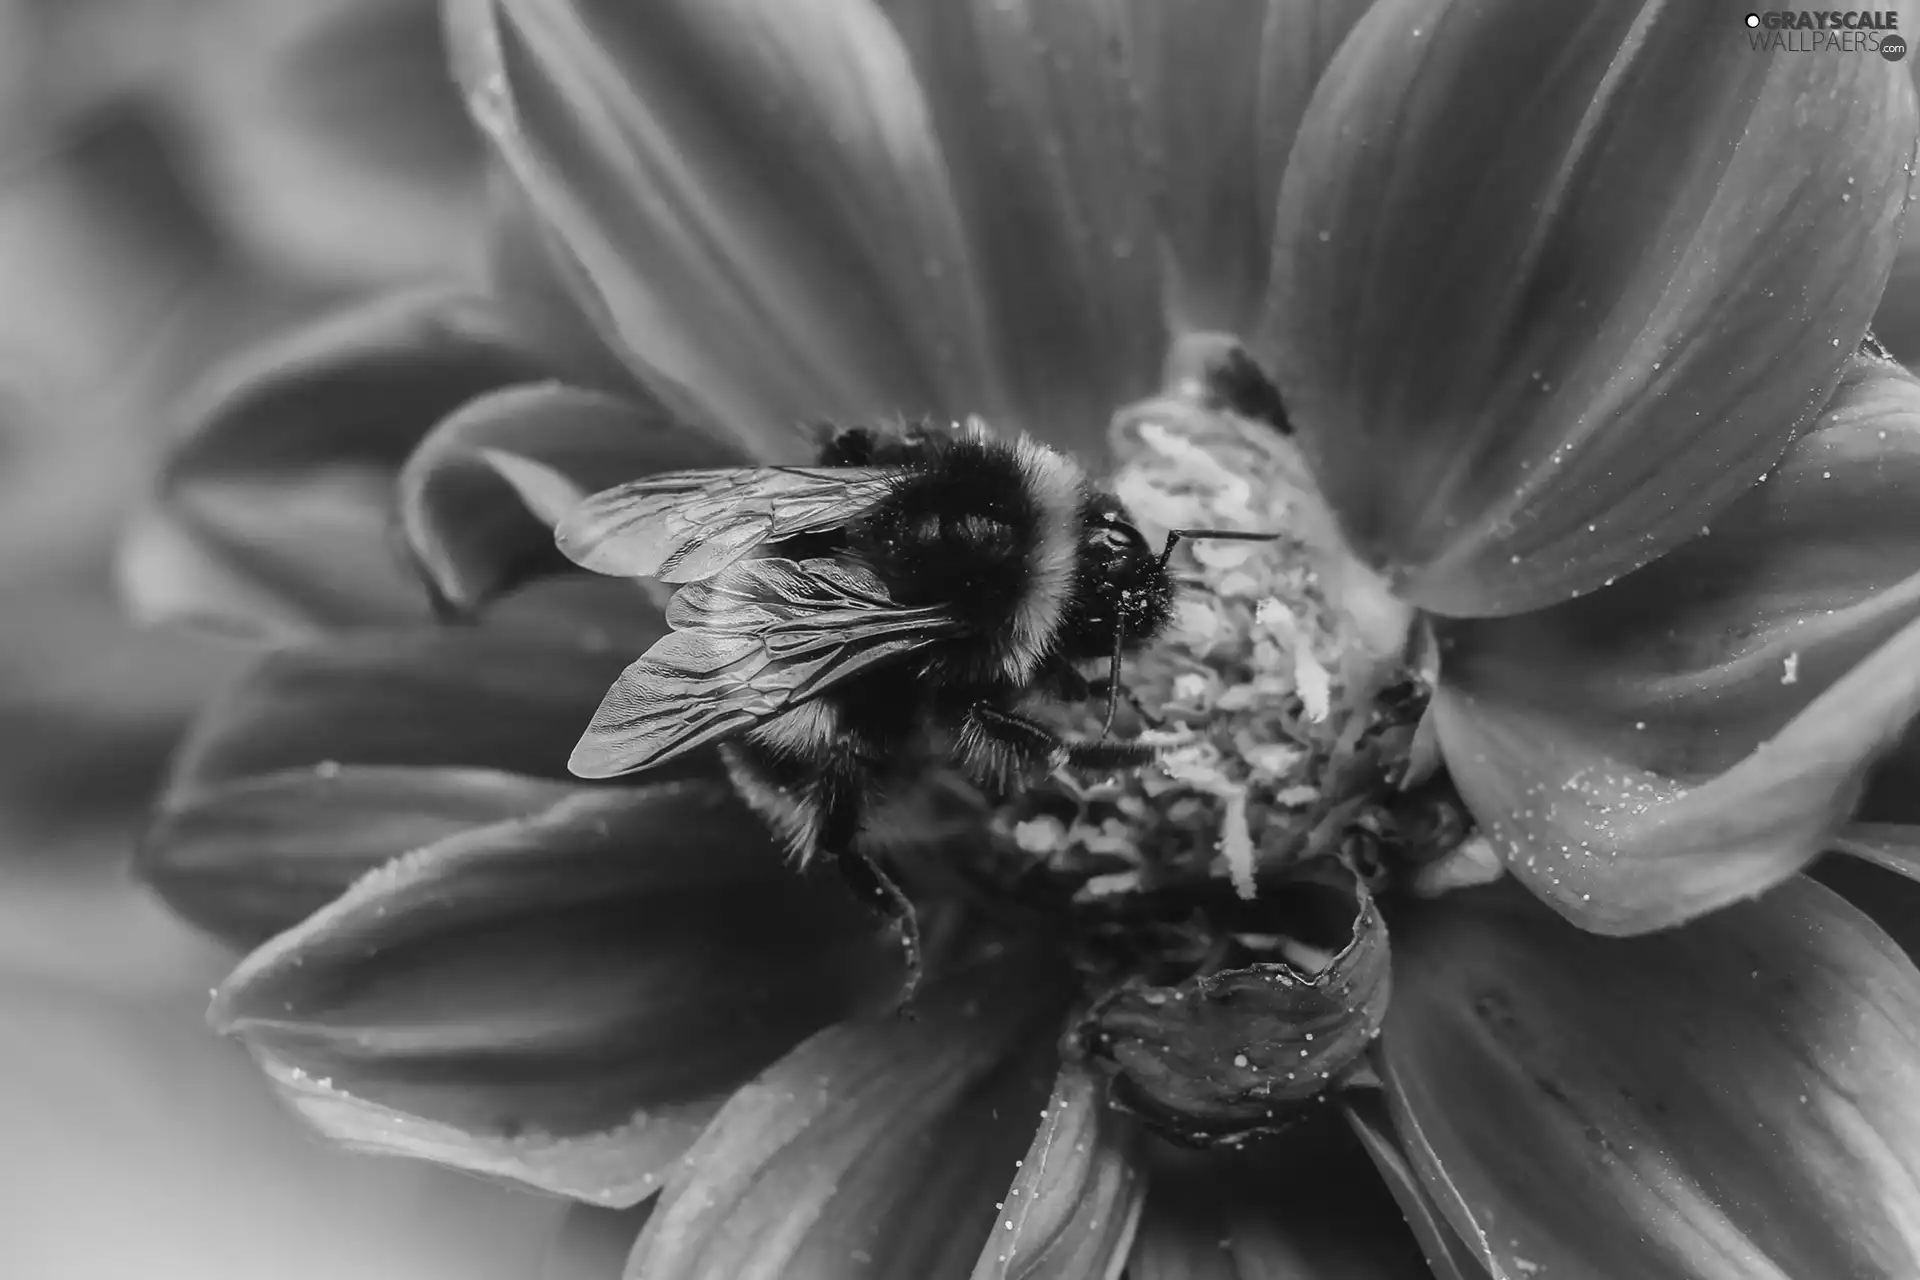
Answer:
555;466;895;583
568;557;962;777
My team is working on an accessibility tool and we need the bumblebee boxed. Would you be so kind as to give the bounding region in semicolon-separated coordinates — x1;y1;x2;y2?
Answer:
556;417;1272;881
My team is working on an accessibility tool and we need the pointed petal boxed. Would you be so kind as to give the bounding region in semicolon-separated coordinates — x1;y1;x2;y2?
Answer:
882;0;1163;461
1260;0;1917;616
1382;878;1920;1280
1127;0;1367;334
449;0;1005;460
398;383;742;612
1128;1112;1434;1279
164;629;633;791
140;764;584;947
123;289;560;639
628;955;1067;1280
1438;356;1920;931
214;781;911;1205
970;1062;1146;1280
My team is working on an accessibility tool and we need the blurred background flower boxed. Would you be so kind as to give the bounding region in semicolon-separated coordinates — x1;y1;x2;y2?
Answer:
0;1;631;1275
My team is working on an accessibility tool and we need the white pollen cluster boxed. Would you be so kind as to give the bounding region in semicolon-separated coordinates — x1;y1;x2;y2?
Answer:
1002;396;1433;898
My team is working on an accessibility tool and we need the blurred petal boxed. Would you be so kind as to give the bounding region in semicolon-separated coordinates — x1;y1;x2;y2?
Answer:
1345;1093;1494;1280
1127;0;1366;334
883;0;1163;460
215;782;911;1205
1260;0;1915;616
1438;357;1920;931
173;0;486;285
970;1062;1145;1280
399;383;741;612
1083;875;1388;1135
1382;878;1920;1280
449;0;1004;460
142;764;583;947
164;629;632;790
1128;1111;1434;1279
123;289;560;639
628;954;1067;1280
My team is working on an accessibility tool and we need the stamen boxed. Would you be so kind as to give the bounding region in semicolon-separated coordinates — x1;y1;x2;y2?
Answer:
995;389;1461;905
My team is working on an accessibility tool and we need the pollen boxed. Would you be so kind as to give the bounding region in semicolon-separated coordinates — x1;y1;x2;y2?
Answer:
993;391;1470;901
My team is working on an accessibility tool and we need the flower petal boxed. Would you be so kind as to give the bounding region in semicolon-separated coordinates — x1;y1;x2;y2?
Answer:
1871;59;1920;364
141;764;583;947
122;289;560;639
175;0;484;286
1345;1093;1495;1280
1438;356;1920;931
1081;875;1389;1136
480;170;642;394
1835;823;1920;881
1260;0;1916;616
398;383;742;612
1382;878;1920;1279
449;0;1005;460
164;629;634;790
1127;1111;1434;1279
881;0;1163;460
1126;0;1367;334
627;954;1068;1280
971;1062;1145;1280
214;781;911;1205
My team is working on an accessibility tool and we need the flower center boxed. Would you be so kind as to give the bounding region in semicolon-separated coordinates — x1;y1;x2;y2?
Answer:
976;379;1476;951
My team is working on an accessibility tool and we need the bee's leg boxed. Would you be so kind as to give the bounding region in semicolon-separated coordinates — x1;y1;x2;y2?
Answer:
962;704;1162;780
817;787;923;1009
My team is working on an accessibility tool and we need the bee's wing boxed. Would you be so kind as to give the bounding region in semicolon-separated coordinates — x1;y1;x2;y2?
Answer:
556;466;895;583
568;557;963;778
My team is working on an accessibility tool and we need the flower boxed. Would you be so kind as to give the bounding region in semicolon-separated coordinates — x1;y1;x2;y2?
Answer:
128;0;1920;1277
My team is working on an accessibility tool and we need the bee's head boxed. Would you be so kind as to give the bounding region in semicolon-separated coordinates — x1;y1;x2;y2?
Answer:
1058;500;1174;659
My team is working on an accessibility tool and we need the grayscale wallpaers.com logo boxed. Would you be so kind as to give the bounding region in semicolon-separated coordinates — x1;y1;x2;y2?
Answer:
1745;10;1907;58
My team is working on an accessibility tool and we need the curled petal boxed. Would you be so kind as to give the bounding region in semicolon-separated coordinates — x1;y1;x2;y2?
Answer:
1261;0;1916;616
1439;357;1920;931
627;955;1068;1280
1127;0;1367;334
122;289;559;638
163;629;633;791
971;1062;1146;1280
141;764;583;947
1381;878;1920;1280
1082;877;1389;1137
882;0;1163;460
398;383;741;612
449;0;1005;460
214;782;911;1205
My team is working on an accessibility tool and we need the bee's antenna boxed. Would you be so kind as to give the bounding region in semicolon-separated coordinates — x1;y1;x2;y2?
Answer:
1101;614;1126;740
1157;528;1283;570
